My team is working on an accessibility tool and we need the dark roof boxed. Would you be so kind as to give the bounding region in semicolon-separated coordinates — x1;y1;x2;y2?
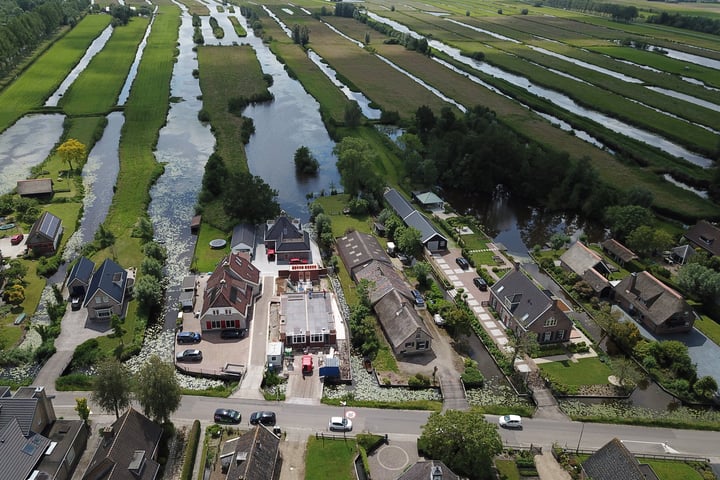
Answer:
374;289;431;351
602;238;638;263
223;425;280;480
354;260;413;306
413;191;444;206
17;178;53;196
28;211;62;243
614;271;693;327
672;244;695;264
383;188;415;219
384;189;447;246
336;231;391;276
684;220;720;257
83;408;163;480
0;386;52;437
231;223;257;252
490;269;553;328
265;216;310;253
582;438;651;480
0;418;51;480
67;256;95;287
202;253;259;316
38;418;87;479
84;258;127;307
397;460;460;480
581;268;611;293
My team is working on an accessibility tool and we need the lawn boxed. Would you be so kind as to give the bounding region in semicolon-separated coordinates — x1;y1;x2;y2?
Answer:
538;357;612;386
694;315;720;348
641;459;705;480
192;223;230;273
228;16;247;37
312;194;373;238
495;458;521;480
304;435;358;480
0;14;112;132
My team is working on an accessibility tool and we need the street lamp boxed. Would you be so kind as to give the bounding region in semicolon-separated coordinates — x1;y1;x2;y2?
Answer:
340;401;347;442
576;422;585;454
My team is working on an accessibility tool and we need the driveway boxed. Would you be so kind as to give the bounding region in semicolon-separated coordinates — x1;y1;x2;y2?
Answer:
0;233;27;258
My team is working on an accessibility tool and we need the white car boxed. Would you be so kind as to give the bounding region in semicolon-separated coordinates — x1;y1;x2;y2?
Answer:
329;417;352;432
433;313;445;326
498;414;522;429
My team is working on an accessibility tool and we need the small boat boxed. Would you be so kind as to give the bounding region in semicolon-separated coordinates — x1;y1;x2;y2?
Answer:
0;223;15;230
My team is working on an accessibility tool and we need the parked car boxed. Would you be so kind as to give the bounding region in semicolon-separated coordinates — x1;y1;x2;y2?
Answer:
410;289;425;307
176;349;203;362
70;296;82;311
177;331;202;344
214;408;241;424
10;233;24;245
433;313;446;326
455;257;470;270
249;411;276;426
473;277;488;291
328;417;352;432
220;328;244;340
498;415;522;429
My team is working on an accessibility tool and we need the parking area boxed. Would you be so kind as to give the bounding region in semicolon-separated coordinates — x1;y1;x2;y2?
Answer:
0;233;27;258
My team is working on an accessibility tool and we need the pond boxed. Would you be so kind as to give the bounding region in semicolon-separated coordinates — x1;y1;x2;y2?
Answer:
0;114;65;195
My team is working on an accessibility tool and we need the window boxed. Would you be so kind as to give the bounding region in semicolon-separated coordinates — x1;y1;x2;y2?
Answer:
543;331;552;342
557;330;565;340
416;332;422;339
405;342;415;348
544;316;557;327
310;333;324;343
417;341;428;350
292;334;306;344
213;310;219;315
97;309;112;318
225;309;231;315
211;320;221;329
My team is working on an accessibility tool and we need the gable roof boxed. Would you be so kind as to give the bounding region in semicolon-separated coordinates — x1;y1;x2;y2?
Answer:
336;231;391;276
67;256;96;287
28;211;62;243
602;238;638;263
384;188;415;219
265;216;310;252
490;269;554;327
684;220;720;257
84;258;127;307
0;386;54;437
582;438;653;480
560;242;605;275
202;253;259;316
223;426;280;480
0;418;51;480
397;460;460;480
614;271;691;326
17;178;53;196
374;289;431;351
231;223;257;252
672;244;695;264
83;408;163;480
355;260;413;306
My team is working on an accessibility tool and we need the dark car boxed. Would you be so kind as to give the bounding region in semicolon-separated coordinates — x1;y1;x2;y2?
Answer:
214;408;241;424
177;331;202;344
176;349;203;362
249;411;276;426
70;296;82;311
455;257;470;270
410;289;425;307
220;328;244;340
473;277;488;291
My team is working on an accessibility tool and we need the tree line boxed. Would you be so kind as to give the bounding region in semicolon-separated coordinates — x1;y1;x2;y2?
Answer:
534;0;638;22
0;0;89;77
648;11;720;36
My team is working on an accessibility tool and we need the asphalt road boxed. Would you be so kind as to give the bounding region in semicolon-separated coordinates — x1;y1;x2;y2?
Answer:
49;392;720;462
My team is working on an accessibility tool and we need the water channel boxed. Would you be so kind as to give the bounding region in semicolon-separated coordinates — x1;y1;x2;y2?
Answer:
45;25;114;107
364;11;714;168
118;8;157;105
0;114;65;195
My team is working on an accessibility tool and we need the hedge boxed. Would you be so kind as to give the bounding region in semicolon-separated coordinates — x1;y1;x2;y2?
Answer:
180;420;201;480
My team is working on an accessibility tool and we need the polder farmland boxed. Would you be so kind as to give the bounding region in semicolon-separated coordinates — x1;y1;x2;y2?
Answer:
0;0;719;382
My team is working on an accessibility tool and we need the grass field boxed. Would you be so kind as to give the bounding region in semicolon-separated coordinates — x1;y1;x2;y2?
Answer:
0;14;112;133
538;357;613;386
228;16;247;37
192;223;230;273
174;0;209;16
641;459;705;480
60;17;150;115
197;45;267;172
304;435;358;480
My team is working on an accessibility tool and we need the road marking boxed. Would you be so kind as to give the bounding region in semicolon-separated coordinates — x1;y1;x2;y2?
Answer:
345;410;356;419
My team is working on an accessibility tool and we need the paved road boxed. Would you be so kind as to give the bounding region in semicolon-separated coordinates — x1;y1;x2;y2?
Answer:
49;392;720;462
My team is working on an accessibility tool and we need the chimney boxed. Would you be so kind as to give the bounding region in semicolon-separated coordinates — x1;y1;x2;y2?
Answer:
431;463;443;480
102;426;114;443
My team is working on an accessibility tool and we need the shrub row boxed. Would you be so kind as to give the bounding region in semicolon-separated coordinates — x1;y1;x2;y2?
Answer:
180;420;201;480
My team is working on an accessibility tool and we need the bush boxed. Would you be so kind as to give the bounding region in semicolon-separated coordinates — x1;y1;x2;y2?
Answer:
180;420;201;480
461;365;484;388
71;339;101;369
408;373;431;389
56;373;94;390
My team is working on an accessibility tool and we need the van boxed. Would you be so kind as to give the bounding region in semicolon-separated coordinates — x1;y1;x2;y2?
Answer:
473;277;488;291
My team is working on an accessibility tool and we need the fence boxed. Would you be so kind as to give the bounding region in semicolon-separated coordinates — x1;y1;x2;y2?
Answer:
561;447;709;463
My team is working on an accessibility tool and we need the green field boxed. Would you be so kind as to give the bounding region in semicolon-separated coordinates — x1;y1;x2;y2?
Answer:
0;14;112;132
60;17;150;115
538;357;613;386
304;435;358;480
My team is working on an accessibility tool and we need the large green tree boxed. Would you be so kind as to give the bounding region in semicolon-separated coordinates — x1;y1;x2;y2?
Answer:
222;170;280;224
604;205;652;241
91;358;132;419
334;137;383;201
135;355;181;423
419;409;502;479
